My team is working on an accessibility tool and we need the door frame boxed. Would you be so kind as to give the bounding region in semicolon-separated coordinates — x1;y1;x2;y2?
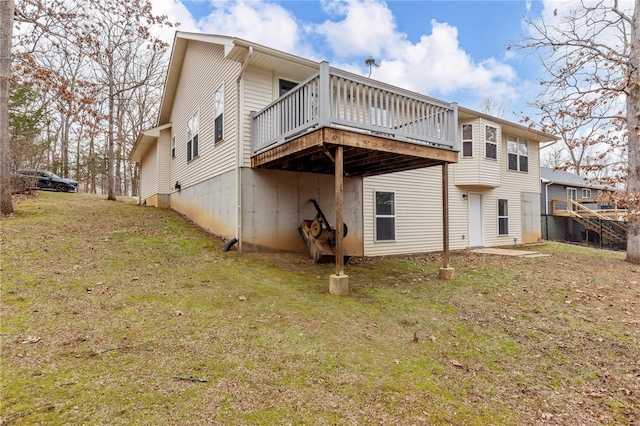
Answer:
468;193;484;248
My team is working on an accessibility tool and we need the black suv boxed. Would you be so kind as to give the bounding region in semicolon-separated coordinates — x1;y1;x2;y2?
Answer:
16;169;78;192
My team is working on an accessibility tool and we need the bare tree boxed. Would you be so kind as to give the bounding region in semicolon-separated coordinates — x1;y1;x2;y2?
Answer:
13;0;174;199
535;97;626;179
477;96;508;118
77;0;173;201
1;0;15;214
521;0;639;264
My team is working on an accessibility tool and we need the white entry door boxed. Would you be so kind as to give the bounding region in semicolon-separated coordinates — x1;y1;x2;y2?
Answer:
468;194;483;247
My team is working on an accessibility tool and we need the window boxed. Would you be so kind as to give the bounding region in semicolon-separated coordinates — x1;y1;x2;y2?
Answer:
171;135;175;159
485;125;497;159
462;124;473;157
375;191;395;241
567;188;577;200
279;79;298;96
507;135;528;172
498;199;509;235
186;111;199;161
582;188;591;198
214;84;224;143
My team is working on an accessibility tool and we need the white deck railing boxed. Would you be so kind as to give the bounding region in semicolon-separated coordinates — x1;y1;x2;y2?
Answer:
251;62;458;155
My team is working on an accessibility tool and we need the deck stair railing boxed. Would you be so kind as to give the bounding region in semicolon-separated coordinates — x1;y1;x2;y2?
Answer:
551;198;627;244
251;62;458;155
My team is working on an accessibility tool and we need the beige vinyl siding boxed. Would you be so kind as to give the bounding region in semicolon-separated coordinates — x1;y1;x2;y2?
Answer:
461;134;541;248
454;119;501;187
501;133;540;193
487;131;541;246
157;129;172;194
140;143;158;201
364;128;542;254
241;67;319;166
478;119;502;187
363;167;468;256
242;67;274;167
169;40;240;191
455;119;482;185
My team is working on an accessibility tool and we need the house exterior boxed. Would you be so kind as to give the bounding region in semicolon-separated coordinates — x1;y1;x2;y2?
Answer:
540;167;625;246
130;32;556;262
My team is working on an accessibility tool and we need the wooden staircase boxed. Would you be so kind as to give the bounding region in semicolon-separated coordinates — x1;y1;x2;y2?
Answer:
570;215;627;244
551;199;627;245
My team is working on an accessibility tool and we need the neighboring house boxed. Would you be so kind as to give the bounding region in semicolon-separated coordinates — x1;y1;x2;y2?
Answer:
130;32;557;264
540;167;626;246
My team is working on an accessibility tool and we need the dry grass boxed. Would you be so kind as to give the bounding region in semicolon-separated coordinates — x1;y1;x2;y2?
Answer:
1;192;638;425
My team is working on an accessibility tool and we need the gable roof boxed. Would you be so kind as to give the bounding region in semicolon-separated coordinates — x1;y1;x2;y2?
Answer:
157;32;320;125
541;167;606;189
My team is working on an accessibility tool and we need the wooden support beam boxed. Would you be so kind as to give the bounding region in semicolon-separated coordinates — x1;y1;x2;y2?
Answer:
439;162;455;280
335;145;344;276
330;144;349;296
442;162;450;269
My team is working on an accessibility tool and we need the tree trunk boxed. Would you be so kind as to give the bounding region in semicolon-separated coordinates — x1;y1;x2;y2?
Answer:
89;135;96;194
627;2;640;264
0;0;15;215
107;56;116;201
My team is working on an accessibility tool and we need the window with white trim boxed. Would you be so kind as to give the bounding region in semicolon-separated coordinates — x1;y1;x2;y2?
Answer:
507;135;528;172
214;84;224;143
186;111;199;161
171;135;175;159
582;188;591;198
462;124;473;157
485;125;497;159
375;191;395;241
498;199;509;235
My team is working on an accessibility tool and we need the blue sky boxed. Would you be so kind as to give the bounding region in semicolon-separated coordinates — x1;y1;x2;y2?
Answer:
153;0;552;121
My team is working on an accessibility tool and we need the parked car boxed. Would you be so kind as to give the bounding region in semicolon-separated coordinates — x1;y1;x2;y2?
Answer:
16;169;78;192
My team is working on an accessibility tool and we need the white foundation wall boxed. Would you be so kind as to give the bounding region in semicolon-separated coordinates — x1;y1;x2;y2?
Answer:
170;170;237;239
241;169;364;255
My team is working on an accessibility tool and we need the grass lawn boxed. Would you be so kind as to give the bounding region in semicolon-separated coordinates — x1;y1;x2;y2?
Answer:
1;192;638;425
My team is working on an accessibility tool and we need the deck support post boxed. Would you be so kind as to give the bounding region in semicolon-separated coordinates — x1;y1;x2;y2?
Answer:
330;145;349;295
439;162;455;280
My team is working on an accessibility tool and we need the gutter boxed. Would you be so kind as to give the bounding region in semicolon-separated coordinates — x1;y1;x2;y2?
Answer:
236;46;253;251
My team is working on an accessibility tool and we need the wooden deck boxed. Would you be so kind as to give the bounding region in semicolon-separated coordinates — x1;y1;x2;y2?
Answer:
249;65;460;284
250;61;459;176
251;127;458;176
551;199;627;221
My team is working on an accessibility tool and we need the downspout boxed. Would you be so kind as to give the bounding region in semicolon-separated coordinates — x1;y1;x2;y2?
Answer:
544;180;553;215
236;46;253;251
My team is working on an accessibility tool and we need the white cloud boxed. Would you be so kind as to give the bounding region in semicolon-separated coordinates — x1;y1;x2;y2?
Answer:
150;0;200;42
315;0;405;58
324;17;517;104
159;0;524;109
314;1;519;104
196;1;305;55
